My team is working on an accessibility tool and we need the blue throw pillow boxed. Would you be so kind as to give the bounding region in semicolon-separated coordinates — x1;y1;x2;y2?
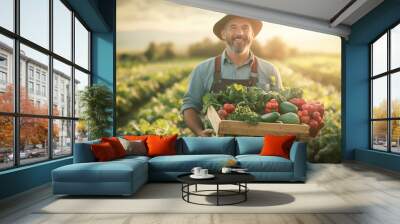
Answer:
180;137;235;155
236;137;263;155
73;139;100;163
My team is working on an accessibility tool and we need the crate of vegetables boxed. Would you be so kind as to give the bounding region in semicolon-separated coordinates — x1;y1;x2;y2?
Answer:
203;84;324;140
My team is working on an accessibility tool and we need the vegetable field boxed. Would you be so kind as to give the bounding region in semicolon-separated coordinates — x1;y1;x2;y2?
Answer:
116;54;341;163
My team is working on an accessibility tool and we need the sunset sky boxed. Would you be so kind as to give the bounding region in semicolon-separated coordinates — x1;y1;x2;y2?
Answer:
117;0;341;54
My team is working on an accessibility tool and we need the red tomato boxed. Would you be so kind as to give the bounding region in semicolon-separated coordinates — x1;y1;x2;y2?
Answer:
309;120;319;129
312;111;321;119
223;103;235;113
301;104;309;111
301;110;309;116
301;115;311;124
218;109;228;119
314;115;322;123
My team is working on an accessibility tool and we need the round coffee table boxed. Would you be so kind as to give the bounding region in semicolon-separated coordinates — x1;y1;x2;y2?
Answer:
177;173;255;206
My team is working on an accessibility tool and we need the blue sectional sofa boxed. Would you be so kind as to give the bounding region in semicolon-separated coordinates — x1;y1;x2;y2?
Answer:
52;137;307;196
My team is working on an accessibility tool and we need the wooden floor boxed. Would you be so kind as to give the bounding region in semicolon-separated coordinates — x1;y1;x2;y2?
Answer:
1;162;400;224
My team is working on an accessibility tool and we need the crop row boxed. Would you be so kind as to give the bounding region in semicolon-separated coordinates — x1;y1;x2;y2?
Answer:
116;60;199;125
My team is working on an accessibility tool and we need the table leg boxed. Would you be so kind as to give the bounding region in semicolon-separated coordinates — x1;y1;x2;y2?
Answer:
217;184;219;206
187;184;190;202
245;183;247;201
195;184;197;192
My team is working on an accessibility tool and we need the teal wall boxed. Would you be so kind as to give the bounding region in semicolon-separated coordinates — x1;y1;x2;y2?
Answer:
343;0;400;171
0;158;72;199
0;0;116;200
92;31;116;135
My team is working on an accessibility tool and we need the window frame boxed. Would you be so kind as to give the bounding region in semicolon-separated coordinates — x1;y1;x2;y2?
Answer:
0;0;92;171
370;20;400;154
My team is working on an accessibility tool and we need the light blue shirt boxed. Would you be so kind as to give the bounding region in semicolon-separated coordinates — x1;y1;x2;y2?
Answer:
181;50;283;112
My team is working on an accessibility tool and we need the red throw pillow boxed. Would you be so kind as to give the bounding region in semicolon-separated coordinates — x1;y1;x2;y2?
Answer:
146;135;178;157
91;142;117;161
101;137;127;158
260;135;296;159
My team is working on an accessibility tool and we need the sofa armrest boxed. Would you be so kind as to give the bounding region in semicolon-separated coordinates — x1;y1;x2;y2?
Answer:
289;141;307;181
73;140;100;163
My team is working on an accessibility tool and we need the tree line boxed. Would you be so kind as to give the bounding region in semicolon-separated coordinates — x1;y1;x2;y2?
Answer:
117;36;299;64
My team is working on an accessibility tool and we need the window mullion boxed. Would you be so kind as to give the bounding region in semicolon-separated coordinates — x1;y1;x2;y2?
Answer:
48;0;54;160
388;30;391;153
71;10;76;154
13;0;20;167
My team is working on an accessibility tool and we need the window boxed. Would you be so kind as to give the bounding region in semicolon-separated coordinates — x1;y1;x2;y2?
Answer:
53;119;72;158
0;71;6;85
74;69;89;118
0;116;13;170
36;83;40;95
20;0;49;49
53;59;72;117
0;0;91;170
0;55;7;67
75;18;89;70
53;0;72;60
0;0;14;32
35;70;40;81
28;81;34;94
42;85;46;97
0;35;13;113
370;23;400;154
28;67;34;80
41;73;46;83
74;69;89;142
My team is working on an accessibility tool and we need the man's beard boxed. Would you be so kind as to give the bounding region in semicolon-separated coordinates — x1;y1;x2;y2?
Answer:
226;35;251;54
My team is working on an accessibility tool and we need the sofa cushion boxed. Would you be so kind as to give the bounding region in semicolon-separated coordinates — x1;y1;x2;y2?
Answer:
53;158;147;183
118;138;147;156
73;139;100;163
236;155;293;172
149;154;235;172
260;135;296;159
147;135;178;157
101;137;127;158
180;137;235;155
91;142;118;161
235;137;263;155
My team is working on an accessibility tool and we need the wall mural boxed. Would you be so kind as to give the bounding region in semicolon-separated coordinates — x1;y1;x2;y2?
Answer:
116;0;341;163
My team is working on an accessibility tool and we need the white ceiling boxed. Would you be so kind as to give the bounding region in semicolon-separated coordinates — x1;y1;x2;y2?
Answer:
169;0;384;38
228;0;352;23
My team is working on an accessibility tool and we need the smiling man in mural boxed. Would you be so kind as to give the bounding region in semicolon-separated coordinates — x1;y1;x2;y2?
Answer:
181;15;283;136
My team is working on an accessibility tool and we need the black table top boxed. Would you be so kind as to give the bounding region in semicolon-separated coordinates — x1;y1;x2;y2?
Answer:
177;172;255;185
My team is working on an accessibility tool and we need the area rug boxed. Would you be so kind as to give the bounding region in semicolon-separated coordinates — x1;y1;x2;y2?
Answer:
37;183;362;214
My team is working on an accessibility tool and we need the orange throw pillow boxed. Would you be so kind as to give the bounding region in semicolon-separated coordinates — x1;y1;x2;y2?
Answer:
260;135;296;159
91;142;117;161
101;137;127;158
146;135;178;157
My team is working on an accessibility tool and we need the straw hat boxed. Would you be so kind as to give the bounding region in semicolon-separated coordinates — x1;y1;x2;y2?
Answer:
213;15;262;40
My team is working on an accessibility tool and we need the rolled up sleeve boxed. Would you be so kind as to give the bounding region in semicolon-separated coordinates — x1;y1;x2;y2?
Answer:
181;66;207;113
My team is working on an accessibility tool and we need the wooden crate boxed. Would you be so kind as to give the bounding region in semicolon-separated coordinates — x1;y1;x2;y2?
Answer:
207;106;310;140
